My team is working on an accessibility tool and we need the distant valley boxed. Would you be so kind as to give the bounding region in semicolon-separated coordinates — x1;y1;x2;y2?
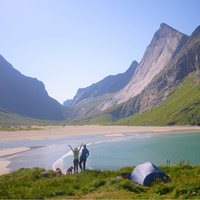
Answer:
1;23;200;126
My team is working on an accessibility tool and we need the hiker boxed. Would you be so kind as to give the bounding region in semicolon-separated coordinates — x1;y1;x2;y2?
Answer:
79;144;89;171
68;143;83;173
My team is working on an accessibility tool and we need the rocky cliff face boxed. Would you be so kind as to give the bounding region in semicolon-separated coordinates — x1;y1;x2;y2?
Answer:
0;55;66;121
98;23;189;111
72;60;138;106
107;25;200;119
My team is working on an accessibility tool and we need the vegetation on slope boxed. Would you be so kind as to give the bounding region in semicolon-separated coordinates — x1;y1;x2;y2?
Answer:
73;71;200;126
0;108;59;126
0;94;114;126
114;71;200;126
0;162;200;199
62;94;114;122
2;71;200;127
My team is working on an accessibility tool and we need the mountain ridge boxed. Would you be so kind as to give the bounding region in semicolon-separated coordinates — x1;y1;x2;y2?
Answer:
98;23;189;111
71;60;138;106
99;24;200;122
0;55;66;121
1;23;200;126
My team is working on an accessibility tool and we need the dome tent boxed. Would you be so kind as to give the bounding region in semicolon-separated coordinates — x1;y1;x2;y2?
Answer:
130;161;169;186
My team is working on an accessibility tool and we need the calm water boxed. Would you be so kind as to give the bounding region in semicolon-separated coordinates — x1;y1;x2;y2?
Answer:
0;131;200;174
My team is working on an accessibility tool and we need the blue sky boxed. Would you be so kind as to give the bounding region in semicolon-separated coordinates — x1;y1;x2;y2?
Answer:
0;0;200;104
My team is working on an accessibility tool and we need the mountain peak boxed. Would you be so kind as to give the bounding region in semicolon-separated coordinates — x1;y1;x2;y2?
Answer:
159;23;188;37
126;60;138;72
160;23;170;28
98;24;188;111
160;23;172;28
159;23;179;35
189;25;200;40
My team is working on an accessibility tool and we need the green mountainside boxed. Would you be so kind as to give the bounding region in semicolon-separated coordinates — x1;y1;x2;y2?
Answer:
72;71;200;126
63;94;114;122
3;68;200;126
115;71;200;126
0;108;57;126
0;94;113;126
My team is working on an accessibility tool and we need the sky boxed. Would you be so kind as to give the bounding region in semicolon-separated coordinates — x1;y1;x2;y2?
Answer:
0;0;200;104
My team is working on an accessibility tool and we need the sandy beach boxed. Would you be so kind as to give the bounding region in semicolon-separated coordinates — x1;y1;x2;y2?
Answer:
1;125;200;175
1;125;200;142
0;147;30;157
0;160;11;175
0;147;30;176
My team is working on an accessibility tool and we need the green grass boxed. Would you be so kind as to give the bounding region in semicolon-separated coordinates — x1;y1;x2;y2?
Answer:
0;125;57;131
113;72;200;126
0;162;200;199
0;125;41;131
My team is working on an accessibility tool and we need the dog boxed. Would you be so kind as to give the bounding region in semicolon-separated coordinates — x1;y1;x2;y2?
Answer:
56;168;62;177
66;166;74;175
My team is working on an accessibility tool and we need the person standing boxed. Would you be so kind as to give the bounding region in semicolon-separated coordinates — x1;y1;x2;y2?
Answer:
79;144;89;171
68;143;83;173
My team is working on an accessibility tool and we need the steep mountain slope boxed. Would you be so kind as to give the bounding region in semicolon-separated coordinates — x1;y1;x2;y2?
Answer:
115;71;200;126
98;23;189;111
72;60;138;106
78;71;200;126
116;25;200;119
0;55;66;121
74;25;200;125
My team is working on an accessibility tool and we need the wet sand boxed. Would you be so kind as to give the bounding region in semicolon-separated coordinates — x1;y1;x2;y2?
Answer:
0;160;11;175
0;147;30;176
1;125;200;175
0;147;30;157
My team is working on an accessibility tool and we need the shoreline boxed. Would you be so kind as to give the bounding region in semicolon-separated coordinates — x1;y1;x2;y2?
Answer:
0;147;30;176
1;125;200;142
0;146;44;176
1;125;200;176
0;147;30;157
0;160;11;175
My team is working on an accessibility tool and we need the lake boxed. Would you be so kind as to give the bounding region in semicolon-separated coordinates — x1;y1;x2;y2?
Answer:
0;130;200;174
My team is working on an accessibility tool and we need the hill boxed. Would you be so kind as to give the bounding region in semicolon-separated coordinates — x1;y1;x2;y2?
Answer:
0;108;57;126
115;71;200;126
0;55;66;121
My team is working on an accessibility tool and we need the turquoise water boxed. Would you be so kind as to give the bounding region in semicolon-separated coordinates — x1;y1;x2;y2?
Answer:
0;131;200;174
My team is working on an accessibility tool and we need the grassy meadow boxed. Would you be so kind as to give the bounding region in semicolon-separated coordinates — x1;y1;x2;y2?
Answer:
0;161;200;199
